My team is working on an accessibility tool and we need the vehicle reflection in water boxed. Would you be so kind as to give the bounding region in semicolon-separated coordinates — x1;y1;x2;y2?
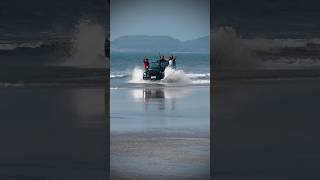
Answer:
131;87;188;111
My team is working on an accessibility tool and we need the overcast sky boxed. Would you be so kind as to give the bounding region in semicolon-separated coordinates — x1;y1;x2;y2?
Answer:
110;0;210;41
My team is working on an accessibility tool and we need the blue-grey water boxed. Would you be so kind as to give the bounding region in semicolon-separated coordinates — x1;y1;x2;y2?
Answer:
110;52;210;88
110;52;210;179
0;1;108;180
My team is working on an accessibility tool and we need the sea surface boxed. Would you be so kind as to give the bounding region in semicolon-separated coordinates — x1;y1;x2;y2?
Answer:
0;0;107;84
110;52;210;88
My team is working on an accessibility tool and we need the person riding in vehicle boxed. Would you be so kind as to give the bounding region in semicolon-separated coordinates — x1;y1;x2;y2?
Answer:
168;56;173;67
172;55;176;68
143;57;150;70
159;55;166;62
167;55;176;68
158;56;169;71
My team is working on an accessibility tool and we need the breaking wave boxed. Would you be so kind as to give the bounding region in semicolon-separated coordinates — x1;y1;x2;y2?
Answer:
186;73;210;79
161;67;190;83
128;67;145;83
110;74;128;79
213;26;320;68
61;17;106;68
0;41;46;50
0;40;70;51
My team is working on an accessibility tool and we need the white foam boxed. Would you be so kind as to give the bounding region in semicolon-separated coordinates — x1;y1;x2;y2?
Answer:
191;80;210;85
110;74;128;79
0;41;47;50
213;26;320;68
61;17;106;68
186;73;210;79
127;66;210;85
161;67;191;84
128;67;145;83
0;82;25;88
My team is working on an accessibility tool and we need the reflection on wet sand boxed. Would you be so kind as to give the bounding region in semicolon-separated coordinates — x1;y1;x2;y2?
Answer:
131;87;189;112
111;86;210;179
70;88;107;128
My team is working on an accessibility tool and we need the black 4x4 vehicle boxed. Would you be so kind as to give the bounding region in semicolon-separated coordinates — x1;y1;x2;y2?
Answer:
143;60;169;80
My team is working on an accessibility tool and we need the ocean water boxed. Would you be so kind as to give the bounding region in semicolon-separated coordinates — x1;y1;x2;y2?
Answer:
110;52;210;88
0;0;107;86
213;27;320;69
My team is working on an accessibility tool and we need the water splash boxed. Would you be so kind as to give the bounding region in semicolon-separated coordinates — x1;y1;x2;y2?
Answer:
161;67;191;84
128;67;145;83
213;26;320;69
62;17;106;68
127;66;209;85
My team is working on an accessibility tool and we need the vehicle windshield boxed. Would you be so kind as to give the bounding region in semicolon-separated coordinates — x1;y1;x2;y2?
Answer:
148;60;169;71
149;62;160;70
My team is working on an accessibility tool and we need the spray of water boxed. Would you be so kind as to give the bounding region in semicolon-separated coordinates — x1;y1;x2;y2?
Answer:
129;66;191;84
62;17;106;68
213;26;320;68
213;26;258;68
128;66;210;85
161;67;191;84
129;67;144;83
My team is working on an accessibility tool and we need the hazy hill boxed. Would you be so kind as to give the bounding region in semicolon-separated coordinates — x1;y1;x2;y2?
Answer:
111;35;209;53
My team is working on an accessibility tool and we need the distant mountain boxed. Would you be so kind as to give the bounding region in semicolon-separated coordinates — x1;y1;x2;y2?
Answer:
179;36;210;53
111;35;209;53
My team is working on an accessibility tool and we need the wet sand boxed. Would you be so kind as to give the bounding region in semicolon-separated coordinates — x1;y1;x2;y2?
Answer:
111;86;210;179
213;78;320;180
0;87;108;179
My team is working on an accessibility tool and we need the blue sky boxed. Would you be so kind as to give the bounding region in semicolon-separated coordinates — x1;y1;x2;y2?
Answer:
110;0;210;41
